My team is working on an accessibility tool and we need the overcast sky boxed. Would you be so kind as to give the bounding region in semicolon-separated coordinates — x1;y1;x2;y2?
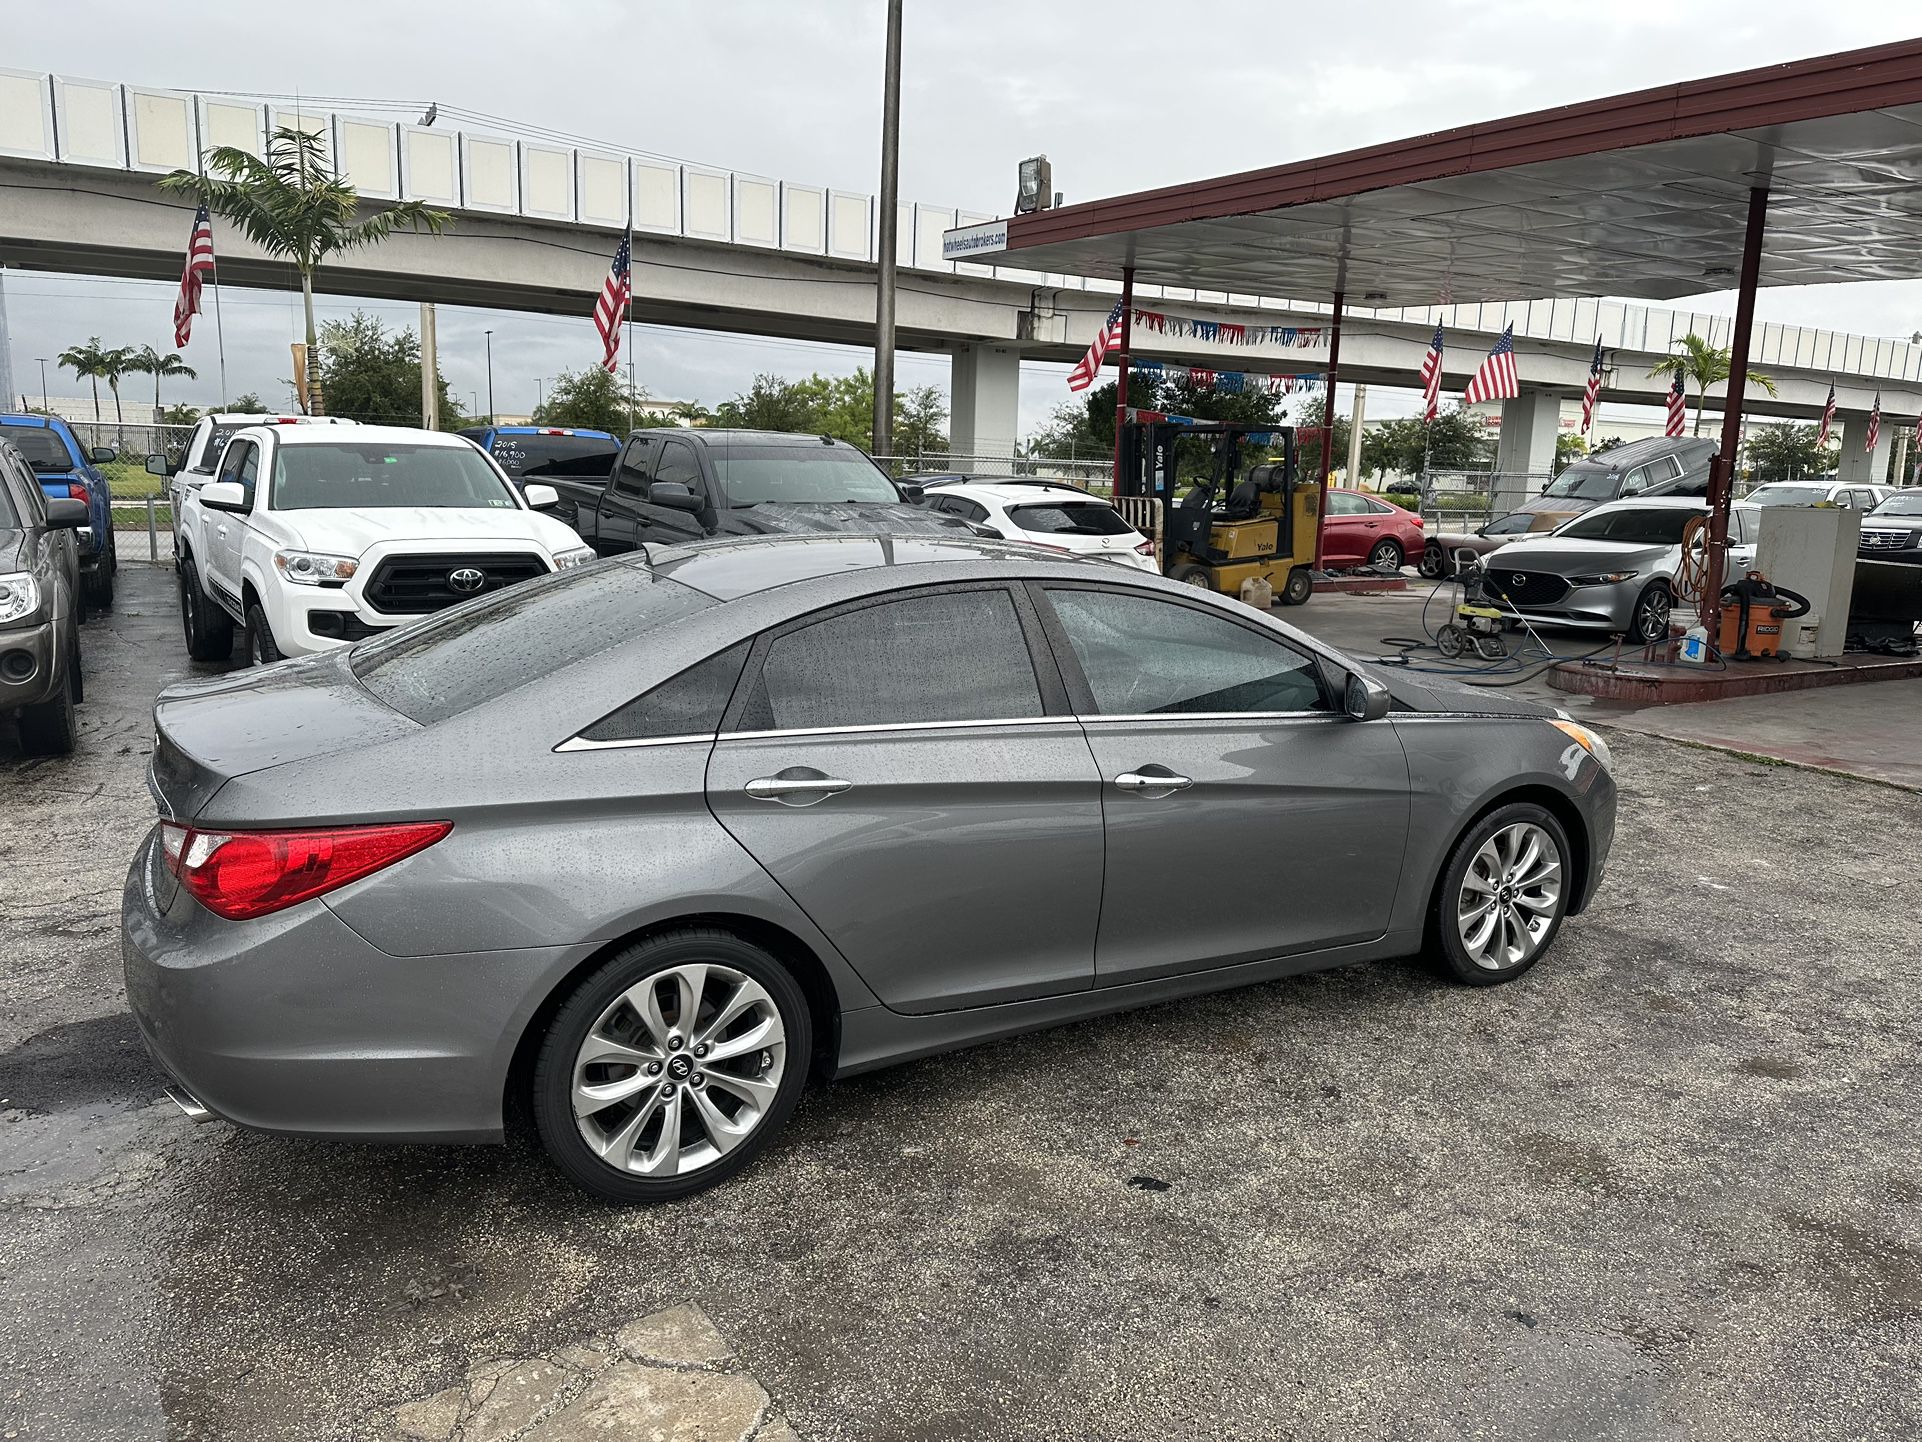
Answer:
7;0;1922;438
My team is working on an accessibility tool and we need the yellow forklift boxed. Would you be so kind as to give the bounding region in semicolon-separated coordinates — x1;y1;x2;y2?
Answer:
1116;416;1317;605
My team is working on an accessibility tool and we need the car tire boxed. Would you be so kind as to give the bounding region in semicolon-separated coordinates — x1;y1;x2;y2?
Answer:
1626;580;1673;646
532;928;812;1203
1169;563;1214;591
180;558;235;662
1278;566;1313;606
1418;542;1445;579
1368;538;1405;570
1431;802;1573;987
84;558;114;610
244;601;282;666
17;627;81;757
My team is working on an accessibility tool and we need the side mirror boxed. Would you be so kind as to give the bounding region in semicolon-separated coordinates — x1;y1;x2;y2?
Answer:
198;480;248;513
649;481;704;513
522;483;560;510
90;446;117;464
898;481;926;502
1344;672;1391;722
145;455;173;477
973;524;1005;539
45;497;88;530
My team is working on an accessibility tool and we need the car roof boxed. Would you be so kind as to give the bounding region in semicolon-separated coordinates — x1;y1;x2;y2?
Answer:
0;414;54;429
491;426;616;438
1575;495;1710;518
206;413;353;425
1567;435;1713;470
658;429;857;447
261;423;467;447
934;480;1107;504
644;532;1116;602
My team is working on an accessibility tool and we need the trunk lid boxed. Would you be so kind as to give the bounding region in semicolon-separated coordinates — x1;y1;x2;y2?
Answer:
147;650;417;822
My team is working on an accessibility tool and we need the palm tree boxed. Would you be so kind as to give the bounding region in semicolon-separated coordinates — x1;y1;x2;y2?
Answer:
670;399;711;427
1648;334;1778;436
127;345;198;415
57;338;113;423
99;345;137;443
158;126;450;415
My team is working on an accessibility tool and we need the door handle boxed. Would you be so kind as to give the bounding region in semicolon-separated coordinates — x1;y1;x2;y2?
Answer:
744;775;853;802
1113;770;1193;792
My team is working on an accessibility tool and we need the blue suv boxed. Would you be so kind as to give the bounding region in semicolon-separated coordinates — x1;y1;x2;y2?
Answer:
455;425;620;488
0;414;117;608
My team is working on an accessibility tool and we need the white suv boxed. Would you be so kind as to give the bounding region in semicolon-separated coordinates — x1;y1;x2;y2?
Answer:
919;477;1157;571
176;424;592;664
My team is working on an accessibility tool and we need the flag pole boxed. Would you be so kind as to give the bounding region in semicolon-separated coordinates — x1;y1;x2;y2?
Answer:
624;221;635;433
209;249;230;408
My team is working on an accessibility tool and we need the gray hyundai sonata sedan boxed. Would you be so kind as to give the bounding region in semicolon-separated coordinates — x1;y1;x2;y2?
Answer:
123;534;1616;1201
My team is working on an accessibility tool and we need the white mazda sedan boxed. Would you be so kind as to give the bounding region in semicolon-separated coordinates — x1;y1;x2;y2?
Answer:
919;478;1158;572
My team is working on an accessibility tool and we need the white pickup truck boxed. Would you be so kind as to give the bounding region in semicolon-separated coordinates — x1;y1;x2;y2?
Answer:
150;412;358;516
175;423;594;664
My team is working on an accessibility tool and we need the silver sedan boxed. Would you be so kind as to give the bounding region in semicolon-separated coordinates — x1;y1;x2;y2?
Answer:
123;534;1616;1201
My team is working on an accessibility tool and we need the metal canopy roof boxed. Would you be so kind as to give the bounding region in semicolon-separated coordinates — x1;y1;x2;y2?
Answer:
984;40;1922;307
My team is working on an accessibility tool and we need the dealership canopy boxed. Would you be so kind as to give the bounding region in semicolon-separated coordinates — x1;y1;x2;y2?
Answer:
951;39;1922;307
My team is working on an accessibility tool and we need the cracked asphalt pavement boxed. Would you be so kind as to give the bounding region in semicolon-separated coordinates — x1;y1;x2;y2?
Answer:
2;564;1919;1441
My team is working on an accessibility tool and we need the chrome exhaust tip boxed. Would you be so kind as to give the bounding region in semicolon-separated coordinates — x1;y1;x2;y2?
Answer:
163;1085;214;1123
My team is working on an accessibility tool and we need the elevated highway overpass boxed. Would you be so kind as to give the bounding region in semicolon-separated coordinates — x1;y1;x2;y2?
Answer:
1;69;1917;471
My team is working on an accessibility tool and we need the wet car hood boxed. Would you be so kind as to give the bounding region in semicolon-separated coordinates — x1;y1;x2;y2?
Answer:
714;502;979;538
1482;538;1676;573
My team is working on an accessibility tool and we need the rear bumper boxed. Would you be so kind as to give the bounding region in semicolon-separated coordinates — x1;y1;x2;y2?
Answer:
120;824;586;1143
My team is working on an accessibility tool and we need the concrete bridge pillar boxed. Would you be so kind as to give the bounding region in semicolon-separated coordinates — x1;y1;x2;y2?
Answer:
1837;411;1893;484
1492;390;1561;513
948;344;1021;464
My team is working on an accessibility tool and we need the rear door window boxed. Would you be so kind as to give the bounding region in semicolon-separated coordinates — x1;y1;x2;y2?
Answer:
351;565;713;725
488;432;620;481
735;587;1045;732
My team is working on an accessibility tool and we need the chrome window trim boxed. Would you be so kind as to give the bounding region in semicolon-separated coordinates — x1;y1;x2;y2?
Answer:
1075;710;1334;724
555;731;718;754
558;709;1349;753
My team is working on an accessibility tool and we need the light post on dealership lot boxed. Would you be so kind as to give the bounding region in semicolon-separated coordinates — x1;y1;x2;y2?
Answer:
870;0;903;457
484;330;495;425
36;358;49;412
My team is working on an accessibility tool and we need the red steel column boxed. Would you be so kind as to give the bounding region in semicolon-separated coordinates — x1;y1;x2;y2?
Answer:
1314;291;1345;572
1701;187;1769;632
1111;266;1136;486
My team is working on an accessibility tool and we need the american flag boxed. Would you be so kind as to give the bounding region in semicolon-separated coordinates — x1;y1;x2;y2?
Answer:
1664;373;1687;438
1418;327;1445;422
1067;302;1127;392
172;204;216;349
1817;383;1836;446
1866;393;1881;452
1580;338;1604;436
1461;325;1518;405
592;234;632;374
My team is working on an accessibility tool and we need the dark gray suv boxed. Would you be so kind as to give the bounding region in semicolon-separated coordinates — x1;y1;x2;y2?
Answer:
1513;436;1716;532
0;438;88;755
124;535;1617;1201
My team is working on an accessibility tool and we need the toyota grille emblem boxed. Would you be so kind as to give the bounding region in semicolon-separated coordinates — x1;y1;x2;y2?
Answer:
448;567;486;593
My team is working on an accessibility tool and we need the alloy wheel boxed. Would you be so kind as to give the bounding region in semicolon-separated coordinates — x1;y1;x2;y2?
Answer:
1455;822;1563;971
571;962;787;1178
1635;587;1671;642
1369;540;1402;569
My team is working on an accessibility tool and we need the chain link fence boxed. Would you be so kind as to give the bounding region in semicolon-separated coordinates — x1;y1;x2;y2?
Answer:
63;422;195;560
1417;469;1552;535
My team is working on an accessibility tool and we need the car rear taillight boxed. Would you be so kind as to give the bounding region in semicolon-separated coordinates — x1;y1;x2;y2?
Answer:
67;482;90;506
1134;538;1156;557
159;819;451;920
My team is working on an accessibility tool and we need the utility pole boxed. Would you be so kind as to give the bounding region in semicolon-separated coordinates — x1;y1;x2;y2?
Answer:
1347;383;1367;486
484;329;495;424
871;0;903;458
419;303;440;430
37;358;50;413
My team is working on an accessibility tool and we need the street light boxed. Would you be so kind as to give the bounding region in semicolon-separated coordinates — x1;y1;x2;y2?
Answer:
35;358;48;412
484;330;495;424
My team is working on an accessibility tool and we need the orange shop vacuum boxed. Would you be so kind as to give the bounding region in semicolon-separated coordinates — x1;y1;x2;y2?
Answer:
1717;572;1811;661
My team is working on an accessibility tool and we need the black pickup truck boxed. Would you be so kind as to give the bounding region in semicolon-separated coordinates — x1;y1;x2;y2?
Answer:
542;429;980;553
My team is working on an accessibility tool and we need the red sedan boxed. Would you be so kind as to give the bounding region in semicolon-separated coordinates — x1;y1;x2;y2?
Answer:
1321;489;1426;570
